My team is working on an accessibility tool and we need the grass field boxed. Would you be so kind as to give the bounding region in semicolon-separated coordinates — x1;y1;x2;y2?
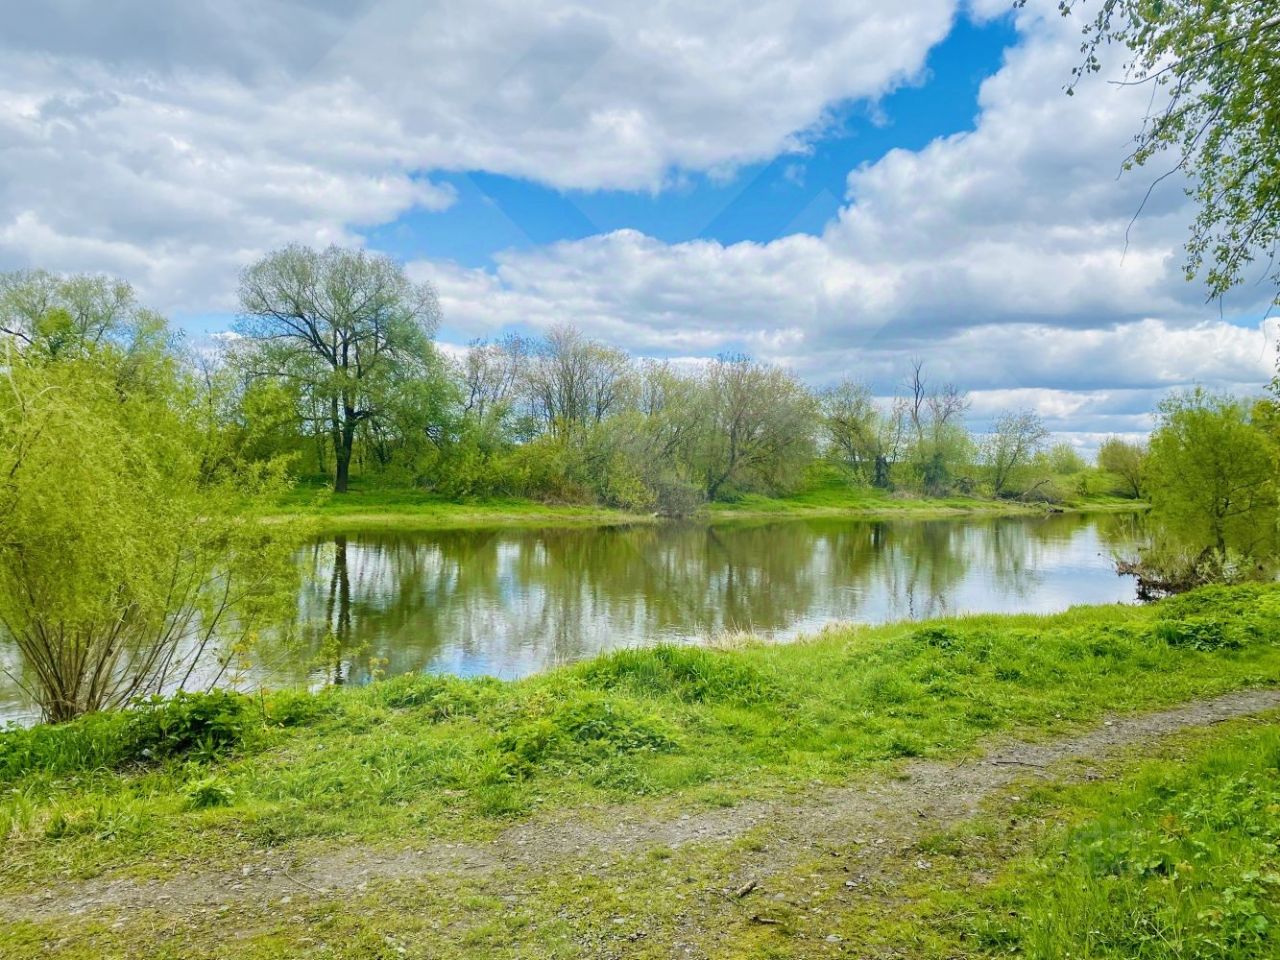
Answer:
0;583;1275;957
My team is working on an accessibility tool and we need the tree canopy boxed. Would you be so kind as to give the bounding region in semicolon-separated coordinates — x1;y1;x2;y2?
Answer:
234;245;448;493
1051;0;1280;303
0;275;301;721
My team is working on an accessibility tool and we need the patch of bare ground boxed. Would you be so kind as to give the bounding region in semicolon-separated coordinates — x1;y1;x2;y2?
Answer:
5;687;1279;926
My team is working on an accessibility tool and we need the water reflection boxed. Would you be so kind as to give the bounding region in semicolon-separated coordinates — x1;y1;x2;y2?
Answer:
0;514;1141;722
273;512;1140;691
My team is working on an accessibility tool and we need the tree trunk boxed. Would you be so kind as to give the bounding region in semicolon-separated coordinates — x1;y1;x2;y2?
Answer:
334;411;357;493
332;407;358;496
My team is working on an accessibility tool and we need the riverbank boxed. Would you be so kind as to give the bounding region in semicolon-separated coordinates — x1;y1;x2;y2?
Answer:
1;583;1276;957
266;482;1145;533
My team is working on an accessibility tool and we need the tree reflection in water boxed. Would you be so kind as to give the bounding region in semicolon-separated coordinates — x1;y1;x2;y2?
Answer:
265;513;1141;692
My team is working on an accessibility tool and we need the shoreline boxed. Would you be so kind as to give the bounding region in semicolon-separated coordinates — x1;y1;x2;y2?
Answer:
263;489;1147;533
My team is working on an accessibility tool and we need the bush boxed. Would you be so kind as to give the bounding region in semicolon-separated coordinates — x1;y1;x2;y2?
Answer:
1152;618;1240;651
126;691;254;761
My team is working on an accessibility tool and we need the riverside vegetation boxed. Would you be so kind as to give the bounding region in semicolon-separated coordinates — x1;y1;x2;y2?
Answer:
0;257;1278;959
1;583;1279;957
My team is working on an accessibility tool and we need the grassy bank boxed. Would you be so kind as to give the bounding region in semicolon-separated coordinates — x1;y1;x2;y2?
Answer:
266;485;652;532
754;712;1280;958
268;476;1145;533
1;584;1278;957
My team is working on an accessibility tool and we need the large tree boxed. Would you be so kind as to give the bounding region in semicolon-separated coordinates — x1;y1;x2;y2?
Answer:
1050;0;1280;303
235;245;442;492
1097;435;1147;497
693;355;817;500
819;379;907;488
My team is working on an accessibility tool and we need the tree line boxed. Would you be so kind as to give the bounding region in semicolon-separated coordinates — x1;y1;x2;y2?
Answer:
201;244;1140;515
1;251;1277;721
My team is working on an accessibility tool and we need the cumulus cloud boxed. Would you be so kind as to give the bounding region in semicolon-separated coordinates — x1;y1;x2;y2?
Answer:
409;4;1278;434
0;0;959;310
1;1;1275;440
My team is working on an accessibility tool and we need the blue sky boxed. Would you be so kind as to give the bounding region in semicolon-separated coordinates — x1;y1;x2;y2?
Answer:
366;14;1016;273
0;1;1274;443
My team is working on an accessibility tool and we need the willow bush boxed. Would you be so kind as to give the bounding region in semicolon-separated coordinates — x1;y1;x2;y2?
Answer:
0;282;302;723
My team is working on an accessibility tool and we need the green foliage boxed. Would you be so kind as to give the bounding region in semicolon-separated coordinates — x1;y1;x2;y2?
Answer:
1058;0;1280;305
575;646;780;705
1044;441;1086;475
496;692;678;778
1098;435;1148;498
125;691;255;762
370;673;501;719
232;244;452;493
912;625;965;650
0;276;303;721
1152;618;1238;651
1145;389;1277;557
981;725;1280;959
982;409;1050;497
3;583;1279;889
0;690;254;782
186;776;236;810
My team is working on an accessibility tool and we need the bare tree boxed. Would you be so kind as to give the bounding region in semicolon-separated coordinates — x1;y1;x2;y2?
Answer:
983;410;1050;497
461;334;529;423
524;325;631;436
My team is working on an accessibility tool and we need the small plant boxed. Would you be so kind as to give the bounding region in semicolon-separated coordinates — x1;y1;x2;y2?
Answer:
127;690;254;761
913;625;963;650
186;777;236;810
576;646;779;705
374;673;498;719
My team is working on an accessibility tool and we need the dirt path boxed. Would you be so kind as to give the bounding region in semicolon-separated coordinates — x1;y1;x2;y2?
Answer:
6;687;1279;925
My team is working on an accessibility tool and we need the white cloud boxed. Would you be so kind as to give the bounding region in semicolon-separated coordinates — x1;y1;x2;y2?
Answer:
2;1;1275;440
411;4;1277;435
0;0;960;310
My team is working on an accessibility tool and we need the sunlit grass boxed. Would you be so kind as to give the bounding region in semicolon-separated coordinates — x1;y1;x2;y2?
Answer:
1;583;1275;897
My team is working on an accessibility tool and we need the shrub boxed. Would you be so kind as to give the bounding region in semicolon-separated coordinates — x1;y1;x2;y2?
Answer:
1151;618;1240;651
913;625;964;650
126;691;254;761
264;689;340;728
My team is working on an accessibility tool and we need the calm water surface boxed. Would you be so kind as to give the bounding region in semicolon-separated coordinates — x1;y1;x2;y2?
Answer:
0;513;1143;723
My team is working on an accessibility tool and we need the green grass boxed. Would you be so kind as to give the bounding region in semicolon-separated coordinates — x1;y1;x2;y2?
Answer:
1;584;1275;899
268;469;1146;532
267;482;652;533
707;462;1144;520
727;713;1280;959
7;719;1278;959
981;723;1280;958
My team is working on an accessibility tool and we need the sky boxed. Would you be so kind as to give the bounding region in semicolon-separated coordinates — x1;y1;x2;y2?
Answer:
1;0;1276;447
